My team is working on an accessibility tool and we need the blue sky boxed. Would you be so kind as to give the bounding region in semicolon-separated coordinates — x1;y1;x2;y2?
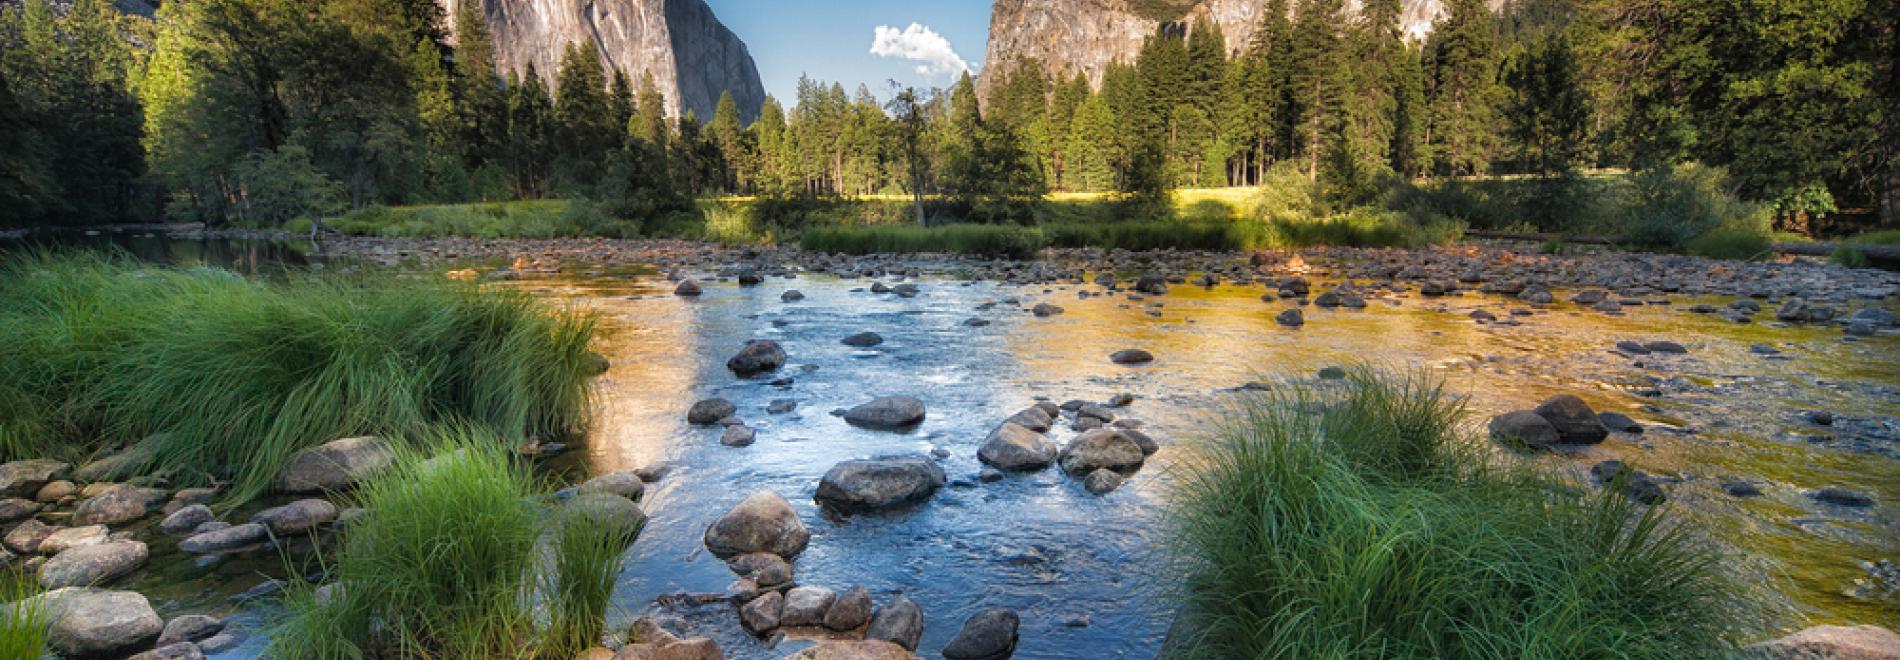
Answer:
704;0;993;103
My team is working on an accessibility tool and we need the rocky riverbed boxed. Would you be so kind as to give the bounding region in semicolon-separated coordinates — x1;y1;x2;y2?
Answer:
3;233;1898;659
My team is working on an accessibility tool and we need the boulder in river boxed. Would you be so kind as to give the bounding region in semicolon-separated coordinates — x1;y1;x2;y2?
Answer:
866;595;925;652
161;505;216;536
978;423;1057;472
1532;395;1609;444
1488;411;1560;450
1082;469;1125;495
1058;429;1146;475
273;436;395;494
1745;624;1900;659
1109;349;1154;365
784;640;915;660
1003;407;1053;433
251;499;338;535
687;398;737;425
72;486;153;526
825;586;874;631
563;493;648;543
157;614;222;647
720;425;757;447
842;332;884;347
1276;308;1304;327
703;491;809;559
39;587;162;658
815;456;946;513
39;525;108;555
942;608;1020;660
843;396;927;430
1808;487;1874;507
674;280;703;296
779;585;837;627
739;590;782;635
178;523;270;555
39;541;147;589
727;552;793;587
727;340;787;376
1598;412;1644;434
576;471;645;502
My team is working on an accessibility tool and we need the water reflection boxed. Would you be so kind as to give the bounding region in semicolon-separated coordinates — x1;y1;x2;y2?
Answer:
0;227;317;274
521;270;1897;658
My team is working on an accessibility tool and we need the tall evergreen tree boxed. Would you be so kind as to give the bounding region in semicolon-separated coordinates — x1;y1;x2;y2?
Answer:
1503;32;1589;174
1426;0;1504;176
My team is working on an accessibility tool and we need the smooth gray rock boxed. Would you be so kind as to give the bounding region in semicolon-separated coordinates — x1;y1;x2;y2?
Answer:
251;499;338;535
843;396;927;430
160;505;216;536
1488;411;1560;450
1109;349;1153;364
726;340;786;376
702;491;809;559
824;586;874;631
576;471;645;501
563;493;648;542
978;423;1057;471
779;585;836;627
688;398;738;425
1057;429;1145;475
71;485;152;526
273;437;394;494
1275;308;1304;327
1532;395;1609;444
815;456;945;513
178;523;270;554
841;332;884;347
157;614;223;646
39;541;147;589
739;590;782;635
0;459;69;498
942;608;1020;660
1082;469;1125;495
866;595;924;652
40;587;162;658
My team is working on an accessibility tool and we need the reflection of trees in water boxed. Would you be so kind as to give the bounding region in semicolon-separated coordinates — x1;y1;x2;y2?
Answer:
0;231;312;275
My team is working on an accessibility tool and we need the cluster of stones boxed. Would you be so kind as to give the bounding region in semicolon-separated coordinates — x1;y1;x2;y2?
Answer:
689;491;1019;660
977;397;1156;496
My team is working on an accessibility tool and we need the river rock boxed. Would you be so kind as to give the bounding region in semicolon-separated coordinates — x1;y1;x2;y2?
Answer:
1109;349;1154;364
784;640;915;660
161;505;216;535
39;541;147;589
1121;428;1160;455
674;279;702;296
1809;487;1875;507
1135;273;1168;295
842;332;884;347
727;340;786;376
1275;308;1304;327
739;590;782;635
844;396;927;430
564;493;648;542
178;522;270;554
273;436;395;494
75;440;161;483
157;614;222;646
0;459;70;498
782;289;805;302
37;480;76;503
39;525;108;555
252;499;339;535
815;456;945;513
1598;412;1644;434
577;471;646;502
72;485;152;526
1532;395;1609;444
1003;407;1053;432
866;595;925;652
978;423;1057;472
41;587;162;658
780;585;836;627
1645;340;1687;354
6;519;53;554
720;425;757;447
703;491;809;559
0;498;40;523
1082;469;1125;495
727;552;792;587
1489;411;1560;449
128;642;204;660
688;398;738;425
825;586;874;631
942;608;1019;660
1058;429;1146;475
1747;625;1900;659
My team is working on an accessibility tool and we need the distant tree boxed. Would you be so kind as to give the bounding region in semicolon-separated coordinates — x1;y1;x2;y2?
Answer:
551;41;613;191
707;90;746;192
1066;92;1118;191
1503;32;1589;174
886;84;930;225
506;66;555;197
1426;0;1504;176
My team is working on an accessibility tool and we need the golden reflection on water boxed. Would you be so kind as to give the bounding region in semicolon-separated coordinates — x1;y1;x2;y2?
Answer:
515;270;1899;631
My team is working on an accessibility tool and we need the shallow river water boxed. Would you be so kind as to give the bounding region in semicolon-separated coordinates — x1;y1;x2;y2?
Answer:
10;232;1895;657
509;264;1899;658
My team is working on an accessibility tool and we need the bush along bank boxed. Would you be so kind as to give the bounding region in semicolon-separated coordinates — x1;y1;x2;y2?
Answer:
0;253;599;505
1166;369;1747;658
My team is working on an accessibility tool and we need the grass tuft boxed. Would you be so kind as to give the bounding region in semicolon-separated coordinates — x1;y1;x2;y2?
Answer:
1168;368;1742;659
0;576;47;659
0;253;596;504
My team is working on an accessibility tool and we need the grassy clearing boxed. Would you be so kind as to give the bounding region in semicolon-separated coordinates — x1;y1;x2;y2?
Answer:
0;253;596;504
1168;369;1742;659
272;434;638;659
0;576;47;658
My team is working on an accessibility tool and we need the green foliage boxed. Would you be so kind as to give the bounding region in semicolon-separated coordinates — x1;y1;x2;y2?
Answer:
1686;227;1773;261
1043;222;1254;252
231;145;346;226
1502;33;1589;174
800;224;1048;260
0;0;147;226
1619;163;1762;250
272;436;542;659
542;501;644;656
0;253;596;503
1169;369;1742;659
0;576;47;659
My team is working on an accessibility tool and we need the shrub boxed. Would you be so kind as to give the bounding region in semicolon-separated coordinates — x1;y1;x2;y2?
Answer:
1687;227;1773;261
1619;163;1757;251
1266;209;1463;248
1169;368;1741;659
1253;162;1328;224
0;254;596;503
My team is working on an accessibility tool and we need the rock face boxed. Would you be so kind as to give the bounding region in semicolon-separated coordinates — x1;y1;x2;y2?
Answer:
815;456;946;513
1747;625;1900;659
980;0;1481;103
439;0;764;122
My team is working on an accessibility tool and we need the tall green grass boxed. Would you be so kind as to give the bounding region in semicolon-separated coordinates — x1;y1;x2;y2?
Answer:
1168;369;1741;659
272;434;641;659
0;253;596;504
800;224;1049;259
0;576;47;659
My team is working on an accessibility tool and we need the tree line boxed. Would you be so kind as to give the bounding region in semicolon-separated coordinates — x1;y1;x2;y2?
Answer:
2;0;1895;229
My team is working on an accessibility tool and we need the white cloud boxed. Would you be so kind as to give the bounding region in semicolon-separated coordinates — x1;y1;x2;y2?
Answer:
870;23;971;78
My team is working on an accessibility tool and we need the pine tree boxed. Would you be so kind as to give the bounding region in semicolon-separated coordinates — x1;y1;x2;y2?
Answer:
708;90;746;192
608;69;635;135
551;41;613;190
1503;32;1588;174
1426;0;1503;176
634;70;670;150
1287;0;1347;180
1067;92;1118;191
506;66;554;197
452;0;506;183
